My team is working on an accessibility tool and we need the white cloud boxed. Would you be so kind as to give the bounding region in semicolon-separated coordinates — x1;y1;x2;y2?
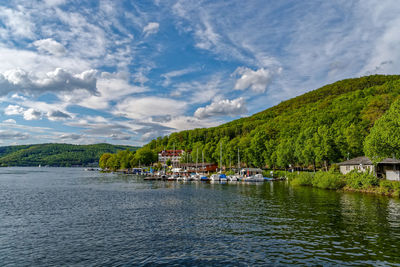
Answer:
194;97;247;119
61;72;148;110
162;115;220;132
0;6;35;39
33;38;66;56
115;96;187;120
110;133;131;140
233;67;281;93
133;71;149;84
0;130;29;140
23;108;42;120
47;110;71;121
43;0;66;6
3;119;16;124
143;22;159;36
161;67;198;87
59;133;82;140
4;105;24;115
0;68;97;96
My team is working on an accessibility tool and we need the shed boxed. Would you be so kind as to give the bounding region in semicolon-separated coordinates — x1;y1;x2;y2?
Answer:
337;156;374;175
377;158;400;181
338;156;400;181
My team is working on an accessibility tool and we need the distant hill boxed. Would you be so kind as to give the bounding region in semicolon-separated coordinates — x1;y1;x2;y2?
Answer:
0;143;139;167
139;74;400;169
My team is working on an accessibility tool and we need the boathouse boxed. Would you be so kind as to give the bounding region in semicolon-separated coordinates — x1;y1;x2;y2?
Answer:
338;156;400;181
177;163;218;173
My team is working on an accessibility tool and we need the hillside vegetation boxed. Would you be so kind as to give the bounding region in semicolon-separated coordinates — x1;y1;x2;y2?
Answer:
137;74;400;169
0;143;138;167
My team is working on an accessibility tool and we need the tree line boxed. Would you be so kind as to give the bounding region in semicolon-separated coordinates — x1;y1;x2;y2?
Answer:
0;143;138;167
102;75;400;170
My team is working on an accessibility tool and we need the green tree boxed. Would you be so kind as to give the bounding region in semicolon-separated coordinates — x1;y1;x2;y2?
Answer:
365;98;400;159
99;153;112;169
134;147;157;166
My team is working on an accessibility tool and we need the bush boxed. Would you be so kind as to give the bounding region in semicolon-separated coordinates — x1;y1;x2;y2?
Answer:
312;170;346;189
345;170;379;189
291;172;314;186
379;180;400;196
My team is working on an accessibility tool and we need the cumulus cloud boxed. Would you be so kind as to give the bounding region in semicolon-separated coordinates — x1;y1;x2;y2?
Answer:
194;97;247;119
143;22;159;36
4;105;24;115
233;67;281;93
0;68;97;96
23;108;41;120
0;130;29;140
33;38;66;56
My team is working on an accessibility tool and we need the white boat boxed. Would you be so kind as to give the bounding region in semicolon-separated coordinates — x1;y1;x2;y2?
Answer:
189;173;200;181
227;175;237;182
246;174;265;182
167;174;178;181
210;174;219;181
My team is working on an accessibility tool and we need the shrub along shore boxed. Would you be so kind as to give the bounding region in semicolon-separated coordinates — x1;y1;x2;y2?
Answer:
288;170;400;197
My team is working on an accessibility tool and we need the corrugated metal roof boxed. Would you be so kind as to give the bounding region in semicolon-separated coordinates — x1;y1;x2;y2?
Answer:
338;156;400;165
379;158;400;164
337;156;373;165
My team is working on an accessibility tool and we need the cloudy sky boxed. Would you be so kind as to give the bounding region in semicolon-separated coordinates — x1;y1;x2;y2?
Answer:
0;0;399;146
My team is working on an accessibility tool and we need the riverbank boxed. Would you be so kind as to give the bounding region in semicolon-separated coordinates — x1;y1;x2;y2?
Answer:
289;170;400;197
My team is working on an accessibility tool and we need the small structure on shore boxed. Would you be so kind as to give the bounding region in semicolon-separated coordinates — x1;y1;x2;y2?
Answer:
338;156;400;180
240;168;263;177
338;156;374;175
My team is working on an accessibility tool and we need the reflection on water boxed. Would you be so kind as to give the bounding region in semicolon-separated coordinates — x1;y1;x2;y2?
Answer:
1;167;400;266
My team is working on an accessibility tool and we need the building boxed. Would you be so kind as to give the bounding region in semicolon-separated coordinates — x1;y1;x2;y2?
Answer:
240;168;263;177
338;156;400;181
158;150;187;165
376;158;400;181
177;163;218;173
337;156;374;175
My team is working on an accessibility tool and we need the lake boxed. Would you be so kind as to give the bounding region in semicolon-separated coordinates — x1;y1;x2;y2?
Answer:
1;167;400;266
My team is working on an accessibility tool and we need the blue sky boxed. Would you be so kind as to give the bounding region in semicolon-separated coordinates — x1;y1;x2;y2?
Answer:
0;0;399;146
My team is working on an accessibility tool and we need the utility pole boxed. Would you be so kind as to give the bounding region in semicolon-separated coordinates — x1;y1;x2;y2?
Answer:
202;150;204;174
237;148;240;173
196;147;198;172
220;142;222;172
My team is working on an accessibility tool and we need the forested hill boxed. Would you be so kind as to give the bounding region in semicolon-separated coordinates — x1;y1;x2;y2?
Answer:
0;143;138;167
140;74;400;169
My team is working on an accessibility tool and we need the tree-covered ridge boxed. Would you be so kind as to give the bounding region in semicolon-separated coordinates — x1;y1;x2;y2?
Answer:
0;143;139;167
138;75;400;169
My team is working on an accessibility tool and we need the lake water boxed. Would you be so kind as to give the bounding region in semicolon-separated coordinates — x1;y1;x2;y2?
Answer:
1;167;400;266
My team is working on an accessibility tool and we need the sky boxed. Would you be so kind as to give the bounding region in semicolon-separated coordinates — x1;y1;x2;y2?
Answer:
0;0;400;146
